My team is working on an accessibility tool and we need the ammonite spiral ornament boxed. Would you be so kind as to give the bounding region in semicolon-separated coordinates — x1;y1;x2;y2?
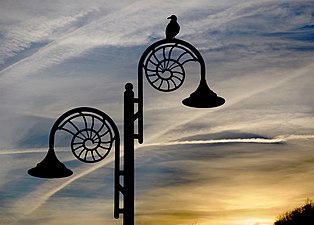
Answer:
57;108;116;163
143;42;198;92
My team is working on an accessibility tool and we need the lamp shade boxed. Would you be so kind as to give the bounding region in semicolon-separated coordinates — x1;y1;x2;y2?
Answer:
28;148;73;178
182;79;225;108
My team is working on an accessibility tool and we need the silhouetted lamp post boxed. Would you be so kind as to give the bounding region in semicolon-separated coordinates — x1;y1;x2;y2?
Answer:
28;16;224;225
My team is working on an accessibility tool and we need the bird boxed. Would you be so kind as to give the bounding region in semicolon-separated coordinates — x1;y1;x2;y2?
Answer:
165;15;180;39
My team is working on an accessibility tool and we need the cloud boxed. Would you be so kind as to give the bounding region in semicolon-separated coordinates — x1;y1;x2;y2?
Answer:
8;138;310;225
141;59;314;144
2;0;312;83
0;1;104;66
0;0;209;79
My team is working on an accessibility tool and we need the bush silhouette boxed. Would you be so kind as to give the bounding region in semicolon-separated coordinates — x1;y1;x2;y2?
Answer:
274;199;314;225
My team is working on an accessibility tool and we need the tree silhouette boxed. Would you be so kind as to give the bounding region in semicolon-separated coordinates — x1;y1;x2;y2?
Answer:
274;199;314;225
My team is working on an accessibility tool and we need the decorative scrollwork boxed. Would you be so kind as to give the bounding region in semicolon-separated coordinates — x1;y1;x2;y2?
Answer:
56;108;116;163
143;41;199;92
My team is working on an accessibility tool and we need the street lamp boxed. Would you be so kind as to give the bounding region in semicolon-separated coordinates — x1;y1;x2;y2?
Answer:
28;16;224;225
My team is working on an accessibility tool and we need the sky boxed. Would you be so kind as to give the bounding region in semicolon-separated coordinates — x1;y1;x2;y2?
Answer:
0;0;313;224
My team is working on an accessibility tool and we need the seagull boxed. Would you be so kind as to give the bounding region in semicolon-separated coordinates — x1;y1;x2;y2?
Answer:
165;15;180;39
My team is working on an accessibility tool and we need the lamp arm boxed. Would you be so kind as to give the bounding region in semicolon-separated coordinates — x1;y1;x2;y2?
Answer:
48;107;119;151
136;38;206;143
46;107;122;218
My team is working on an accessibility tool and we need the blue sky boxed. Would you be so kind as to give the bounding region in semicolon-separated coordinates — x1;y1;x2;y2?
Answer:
0;0;313;225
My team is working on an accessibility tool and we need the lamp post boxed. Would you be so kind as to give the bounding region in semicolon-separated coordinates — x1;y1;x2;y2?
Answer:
28;17;224;225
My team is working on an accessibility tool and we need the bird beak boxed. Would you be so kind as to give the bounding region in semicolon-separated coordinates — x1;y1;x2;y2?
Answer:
167;16;171;19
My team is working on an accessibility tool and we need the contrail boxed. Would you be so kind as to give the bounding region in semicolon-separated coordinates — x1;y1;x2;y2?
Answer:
143;134;314;147
0;148;66;155
144;138;284;147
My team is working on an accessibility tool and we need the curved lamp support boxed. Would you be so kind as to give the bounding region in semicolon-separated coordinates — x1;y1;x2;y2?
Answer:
27;107;122;219
136;38;225;143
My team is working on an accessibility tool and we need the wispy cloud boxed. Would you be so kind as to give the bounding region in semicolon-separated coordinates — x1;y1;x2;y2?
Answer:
0;2;102;66
142;61;314;144
0;0;208;79
3;0;312;82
